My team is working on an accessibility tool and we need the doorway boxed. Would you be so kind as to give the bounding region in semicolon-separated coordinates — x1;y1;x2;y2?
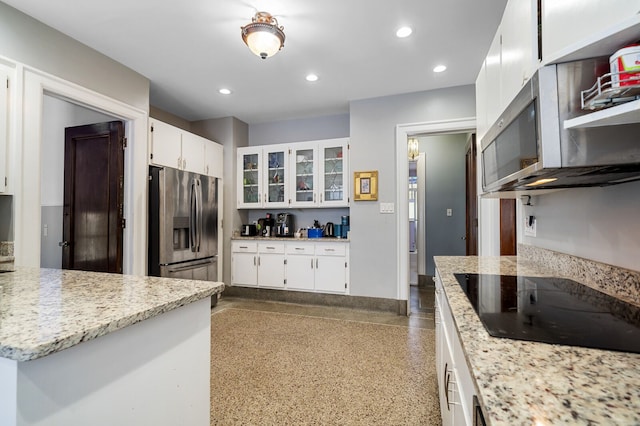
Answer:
61;121;125;273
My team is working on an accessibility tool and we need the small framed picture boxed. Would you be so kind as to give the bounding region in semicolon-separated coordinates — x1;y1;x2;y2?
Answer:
354;171;378;201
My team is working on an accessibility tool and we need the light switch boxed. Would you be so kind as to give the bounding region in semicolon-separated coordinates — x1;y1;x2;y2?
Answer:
446;208;452;217
380;203;395;214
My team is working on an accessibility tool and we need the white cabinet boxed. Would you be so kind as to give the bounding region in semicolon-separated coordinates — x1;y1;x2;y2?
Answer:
476;0;538;139
257;242;286;289
231;240;349;294
237;145;290;208
149;118;223;177
0;66;10;193
285;242;315;291
314;244;349;293
237;138;349;209
435;271;478;426
231;242;258;286
542;0;640;64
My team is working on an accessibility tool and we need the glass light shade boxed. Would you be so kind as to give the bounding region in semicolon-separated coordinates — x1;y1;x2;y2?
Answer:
241;12;285;59
408;138;419;160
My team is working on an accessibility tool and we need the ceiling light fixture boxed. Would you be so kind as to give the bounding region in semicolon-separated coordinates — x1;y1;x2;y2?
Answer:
218;88;232;95
241;11;285;59
396;26;413;38
306;74;319;82
408;138;419;160
433;65;447;73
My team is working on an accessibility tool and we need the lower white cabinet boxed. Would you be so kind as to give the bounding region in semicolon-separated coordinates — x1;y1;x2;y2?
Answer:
435;270;478;426
231;240;349;294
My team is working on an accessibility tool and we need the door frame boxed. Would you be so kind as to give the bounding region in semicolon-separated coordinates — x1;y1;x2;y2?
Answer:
15;66;147;274
395;118;476;312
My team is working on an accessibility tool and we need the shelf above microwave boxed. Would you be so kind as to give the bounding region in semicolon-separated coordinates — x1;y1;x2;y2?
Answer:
564;98;640;129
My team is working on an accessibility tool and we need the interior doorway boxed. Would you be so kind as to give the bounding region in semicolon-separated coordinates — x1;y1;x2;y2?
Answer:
62;121;125;273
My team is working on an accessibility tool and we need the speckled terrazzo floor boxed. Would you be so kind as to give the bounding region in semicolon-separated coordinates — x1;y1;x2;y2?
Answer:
210;293;440;425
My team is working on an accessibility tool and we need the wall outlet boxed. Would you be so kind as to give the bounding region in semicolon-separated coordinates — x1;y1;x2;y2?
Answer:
446;208;452;217
524;215;536;237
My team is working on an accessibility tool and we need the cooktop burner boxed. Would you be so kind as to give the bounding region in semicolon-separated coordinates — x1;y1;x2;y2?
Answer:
454;273;640;354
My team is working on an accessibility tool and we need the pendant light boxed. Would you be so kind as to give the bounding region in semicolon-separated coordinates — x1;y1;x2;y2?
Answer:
241;12;285;59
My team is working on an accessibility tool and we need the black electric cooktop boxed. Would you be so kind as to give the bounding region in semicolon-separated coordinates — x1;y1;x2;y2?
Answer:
454;273;640;354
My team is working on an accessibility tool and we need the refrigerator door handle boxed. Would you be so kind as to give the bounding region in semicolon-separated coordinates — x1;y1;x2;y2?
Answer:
196;178;203;252
167;257;216;273
190;178;197;252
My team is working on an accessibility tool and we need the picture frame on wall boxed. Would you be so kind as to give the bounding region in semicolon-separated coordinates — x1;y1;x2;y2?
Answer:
354;171;378;201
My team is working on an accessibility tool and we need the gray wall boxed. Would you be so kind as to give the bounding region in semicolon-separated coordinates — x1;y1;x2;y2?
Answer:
40;95;116;268
349;85;476;299
191;117;249;286
0;2;149;111
520;181;640;272
420;134;468;276
249;114;349;145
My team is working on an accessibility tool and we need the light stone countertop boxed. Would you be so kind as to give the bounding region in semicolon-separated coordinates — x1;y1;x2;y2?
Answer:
0;267;224;362
232;236;349;242
434;254;640;426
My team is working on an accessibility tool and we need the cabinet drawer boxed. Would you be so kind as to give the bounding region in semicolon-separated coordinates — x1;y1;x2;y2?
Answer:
232;241;258;253
315;244;346;256
258;242;285;254
286;243;314;255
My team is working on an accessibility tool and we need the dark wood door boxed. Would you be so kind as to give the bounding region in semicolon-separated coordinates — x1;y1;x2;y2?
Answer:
465;135;478;255
500;199;517;256
62;121;125;273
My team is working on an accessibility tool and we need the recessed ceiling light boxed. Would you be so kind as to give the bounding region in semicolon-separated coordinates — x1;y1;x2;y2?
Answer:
306;74;319;82
433;65;447;73
396;26;413;38
218;88;232;95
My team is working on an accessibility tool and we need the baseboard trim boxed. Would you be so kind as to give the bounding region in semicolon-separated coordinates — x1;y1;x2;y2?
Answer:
223;286;407;315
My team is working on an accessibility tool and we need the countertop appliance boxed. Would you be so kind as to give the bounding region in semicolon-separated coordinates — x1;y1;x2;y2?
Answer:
454;273;640;353
324;222;335;237
274;213;294;237
148;166;218;280
241;224;257;236
481;57;640;193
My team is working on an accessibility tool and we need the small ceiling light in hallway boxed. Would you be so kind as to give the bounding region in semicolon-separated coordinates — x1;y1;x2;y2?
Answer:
433;65;447;73
241;12;285;59
396;26;413;38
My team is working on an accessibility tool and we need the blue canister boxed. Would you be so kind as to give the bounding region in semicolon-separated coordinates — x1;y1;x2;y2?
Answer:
308;228;324;238
341;225;349;239
341;215;349;226
335;224;343;238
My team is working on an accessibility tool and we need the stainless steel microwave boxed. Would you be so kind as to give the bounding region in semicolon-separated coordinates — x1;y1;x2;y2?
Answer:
481;57;640;193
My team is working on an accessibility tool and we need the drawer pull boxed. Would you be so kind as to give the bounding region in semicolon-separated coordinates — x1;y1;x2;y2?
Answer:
266;246;275;250
325;248;335;252
239;246;248;249
295;247;305;250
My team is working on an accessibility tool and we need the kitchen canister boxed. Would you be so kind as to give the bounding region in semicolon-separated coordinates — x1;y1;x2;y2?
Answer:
610;44;640;88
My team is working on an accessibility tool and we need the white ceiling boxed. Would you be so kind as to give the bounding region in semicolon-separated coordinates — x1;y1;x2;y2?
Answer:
4;0;508;124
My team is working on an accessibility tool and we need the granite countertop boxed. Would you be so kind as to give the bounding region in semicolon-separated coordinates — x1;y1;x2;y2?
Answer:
0;267;224;362
232;236;349;242
434;254;640;426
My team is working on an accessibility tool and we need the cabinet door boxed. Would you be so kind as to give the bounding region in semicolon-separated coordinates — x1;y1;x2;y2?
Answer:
237;147;263;208
0;67;9;193
204;140;223;178
291;144;318;207
314;255;347;293
264;145;289;207
150;119;182;169
258;253;286;288
319;139;349;207
181;132;206;174
231;252;258;286
286;254;315;290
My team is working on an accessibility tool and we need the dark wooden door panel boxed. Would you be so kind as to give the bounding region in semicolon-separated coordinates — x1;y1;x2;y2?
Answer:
63;121;124;273
465;134;478;255
500;199;517;256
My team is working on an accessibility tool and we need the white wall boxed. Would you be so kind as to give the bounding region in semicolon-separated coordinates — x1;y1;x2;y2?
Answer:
520;181;640;272
350;85;476;299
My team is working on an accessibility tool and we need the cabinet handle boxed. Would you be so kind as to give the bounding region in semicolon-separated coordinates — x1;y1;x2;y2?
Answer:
264;193;267;203
258;256;261;266
239;246;248;249
266;246;275;250
316;259;319;268
311;259;314;269
295;247;304;250
183;158;187;169
253;256;256;266
177;157;182;169
444;363;451;411
320;193;323;203
325;248;335;252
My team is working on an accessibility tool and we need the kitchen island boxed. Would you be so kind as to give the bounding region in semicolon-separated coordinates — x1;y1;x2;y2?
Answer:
435;248;640;425
0;267;224;426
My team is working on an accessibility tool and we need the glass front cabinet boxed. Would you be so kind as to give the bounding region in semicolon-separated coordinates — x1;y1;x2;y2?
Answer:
237;138;349;209
237;145;290;209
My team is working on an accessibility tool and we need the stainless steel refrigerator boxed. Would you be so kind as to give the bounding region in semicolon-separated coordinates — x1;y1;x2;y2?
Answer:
148;166;218;281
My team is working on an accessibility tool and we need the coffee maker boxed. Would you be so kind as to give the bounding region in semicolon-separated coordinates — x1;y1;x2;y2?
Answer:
274;213;295;237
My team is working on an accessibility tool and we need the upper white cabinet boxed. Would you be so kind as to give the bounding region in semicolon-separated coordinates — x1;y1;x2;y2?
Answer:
475;0;538;140
543;0;640;64
237;144;290;209
0;65;12;193
237;138;349;209
149;118;223;178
